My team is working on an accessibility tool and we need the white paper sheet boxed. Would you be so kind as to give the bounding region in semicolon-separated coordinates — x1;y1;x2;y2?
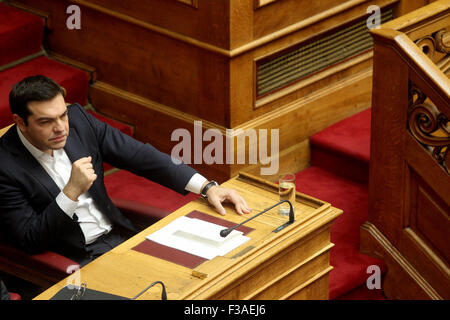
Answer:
146;216;250;260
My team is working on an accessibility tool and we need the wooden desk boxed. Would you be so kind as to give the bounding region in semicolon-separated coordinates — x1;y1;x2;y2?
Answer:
34;173;342;300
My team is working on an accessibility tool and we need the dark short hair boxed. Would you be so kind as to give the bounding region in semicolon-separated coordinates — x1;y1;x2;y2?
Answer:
9;75;66;125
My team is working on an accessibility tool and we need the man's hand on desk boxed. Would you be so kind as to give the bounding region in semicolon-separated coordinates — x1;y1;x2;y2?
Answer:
204;184;252;216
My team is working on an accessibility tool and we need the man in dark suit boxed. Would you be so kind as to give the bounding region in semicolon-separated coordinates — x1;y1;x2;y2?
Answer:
0;75;251;266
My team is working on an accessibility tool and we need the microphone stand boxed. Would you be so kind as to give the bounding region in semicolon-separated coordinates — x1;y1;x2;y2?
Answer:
220;200;295;238
132;281;167;300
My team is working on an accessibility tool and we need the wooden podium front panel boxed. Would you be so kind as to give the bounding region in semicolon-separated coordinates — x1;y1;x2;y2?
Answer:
34;173;341;300
208;227;333;300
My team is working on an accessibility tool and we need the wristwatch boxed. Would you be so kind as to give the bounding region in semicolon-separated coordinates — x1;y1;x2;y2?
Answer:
200;180;218;199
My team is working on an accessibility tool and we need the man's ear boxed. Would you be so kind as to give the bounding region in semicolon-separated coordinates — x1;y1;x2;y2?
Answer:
12;114;26;131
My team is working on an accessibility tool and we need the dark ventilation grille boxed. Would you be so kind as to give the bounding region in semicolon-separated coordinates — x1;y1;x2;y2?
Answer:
256;9;393;98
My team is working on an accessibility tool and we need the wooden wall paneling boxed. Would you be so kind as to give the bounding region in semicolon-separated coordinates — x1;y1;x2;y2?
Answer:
411;184;449;262
6;0;416;130
66;0;410;55
81;0;386;181
229;0;398;126
225;50;374;179
89;82;233;182
227;0;400;58
360;222;441;299
394;0;431;17
253;52;374;111
74;0;398;129
400;135;450;298
253;0;353;40
229;0;254;50
254;0;279;10
239;139;311;183
72;0;229;49
65;4;231;126
9;0;231;126
230;1;386;138
227;63;373;178
404;125;450;205
5;0;430;182
175;0;199;8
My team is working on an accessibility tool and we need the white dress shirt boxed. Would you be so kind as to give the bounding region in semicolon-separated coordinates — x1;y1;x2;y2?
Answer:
17;127;207;244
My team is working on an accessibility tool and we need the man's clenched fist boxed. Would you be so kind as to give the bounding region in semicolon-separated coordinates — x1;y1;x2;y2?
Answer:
63;156;97;201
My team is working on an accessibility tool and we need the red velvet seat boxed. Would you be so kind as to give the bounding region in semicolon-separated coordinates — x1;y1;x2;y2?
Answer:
0;239;80;289
105;169;200;214
9;292;21;300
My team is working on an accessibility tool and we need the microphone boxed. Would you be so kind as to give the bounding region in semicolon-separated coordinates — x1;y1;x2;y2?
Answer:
220;200;295;238
132;280;167;300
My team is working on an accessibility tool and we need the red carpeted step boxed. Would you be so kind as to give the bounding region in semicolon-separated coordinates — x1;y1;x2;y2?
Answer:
0;56;89;128
310;108;371;184
104;170;200;214
295;166;386;299
0;3;44;66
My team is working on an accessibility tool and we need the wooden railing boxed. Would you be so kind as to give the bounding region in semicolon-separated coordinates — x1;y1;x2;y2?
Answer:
370;27;450;173
361;0;449;300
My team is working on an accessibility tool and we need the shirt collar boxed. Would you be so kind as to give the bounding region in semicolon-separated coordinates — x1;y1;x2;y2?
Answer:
16;126;62;161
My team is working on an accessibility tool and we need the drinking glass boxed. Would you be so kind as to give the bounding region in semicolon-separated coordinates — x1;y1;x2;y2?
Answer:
279;173;296;216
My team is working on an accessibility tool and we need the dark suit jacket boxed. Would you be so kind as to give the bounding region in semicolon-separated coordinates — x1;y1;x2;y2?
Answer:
0;103;196;256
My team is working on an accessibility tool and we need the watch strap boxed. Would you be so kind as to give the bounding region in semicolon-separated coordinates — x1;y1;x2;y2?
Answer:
201;181;218;199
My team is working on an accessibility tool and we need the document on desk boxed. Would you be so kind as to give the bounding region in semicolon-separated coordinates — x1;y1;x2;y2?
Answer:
146;216;250;260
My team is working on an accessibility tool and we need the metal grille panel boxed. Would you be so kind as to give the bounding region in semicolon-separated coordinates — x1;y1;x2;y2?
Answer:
257;10;393;97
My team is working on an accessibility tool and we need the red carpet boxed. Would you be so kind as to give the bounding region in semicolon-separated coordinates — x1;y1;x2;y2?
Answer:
295;166;386;299
302;107;387;299
311;109;371;184
0;3;43;66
